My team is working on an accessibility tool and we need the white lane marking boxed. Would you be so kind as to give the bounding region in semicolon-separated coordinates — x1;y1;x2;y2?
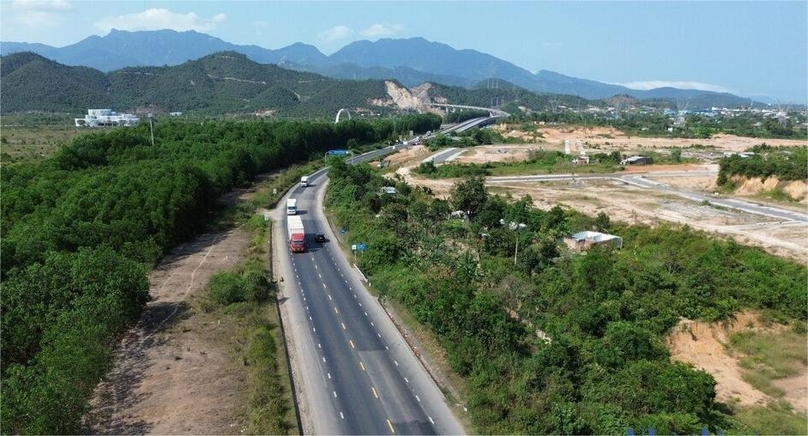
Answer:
377;333;381;338
309;316;312;320
340;412;344;419
322;357;326;363
341;322;346;330
394;360;398;366
312;327;316;332
358;302;362;307
404;377;409;383
370;321;374;326
334;307;339;314
327;372;331;379
359;361;366;371
333;391;337;398
364;311;368;316
429;416;435;425
372;387;379;398
349;340;355;349
328;294;332;300
416;395;421;402
318;343;322;349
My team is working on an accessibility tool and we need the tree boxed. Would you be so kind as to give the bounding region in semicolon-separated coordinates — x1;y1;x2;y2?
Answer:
451;176;488;220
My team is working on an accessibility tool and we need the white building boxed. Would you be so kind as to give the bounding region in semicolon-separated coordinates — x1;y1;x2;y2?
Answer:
564;231;623;251
75;109;140;127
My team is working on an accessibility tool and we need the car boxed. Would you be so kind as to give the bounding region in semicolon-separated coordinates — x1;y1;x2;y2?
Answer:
314;233;326;243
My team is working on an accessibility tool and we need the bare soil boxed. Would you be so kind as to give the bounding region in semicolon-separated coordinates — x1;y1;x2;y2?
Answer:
667;312;807;415
84;229;252;435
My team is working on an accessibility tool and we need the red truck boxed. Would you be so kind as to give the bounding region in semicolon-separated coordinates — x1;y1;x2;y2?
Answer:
287;215;306;253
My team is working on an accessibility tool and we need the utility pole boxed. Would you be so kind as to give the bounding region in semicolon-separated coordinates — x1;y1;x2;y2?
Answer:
148;113;155;146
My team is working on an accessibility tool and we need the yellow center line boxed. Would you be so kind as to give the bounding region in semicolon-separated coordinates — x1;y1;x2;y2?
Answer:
371;386;379;398
387;419;396;434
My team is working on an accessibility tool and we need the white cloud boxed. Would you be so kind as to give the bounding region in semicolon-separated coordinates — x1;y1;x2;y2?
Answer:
620;80;732;93
94;8;226;33
9;0;71;28
542;42;562;47
318;25;353;42
360;23;405;38
11;0;72;12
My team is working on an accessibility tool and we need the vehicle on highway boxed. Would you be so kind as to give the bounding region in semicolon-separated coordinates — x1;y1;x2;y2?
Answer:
300;175;310;187
287;215;306;253
286;198;298;215
314;233;326;243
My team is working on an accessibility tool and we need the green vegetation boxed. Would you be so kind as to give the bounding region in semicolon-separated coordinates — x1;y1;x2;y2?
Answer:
445;109;490;123
0;114;438;433
324;161;807;434
729;325;808;398
203;214;296;435
717;145;808;185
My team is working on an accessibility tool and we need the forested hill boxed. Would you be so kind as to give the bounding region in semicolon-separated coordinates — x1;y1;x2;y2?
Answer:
0;51;391;117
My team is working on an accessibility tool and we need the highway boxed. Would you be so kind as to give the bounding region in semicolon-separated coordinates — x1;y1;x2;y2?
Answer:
274;162;464;435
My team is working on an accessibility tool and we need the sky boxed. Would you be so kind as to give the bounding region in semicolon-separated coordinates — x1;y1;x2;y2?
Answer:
2;0;806;103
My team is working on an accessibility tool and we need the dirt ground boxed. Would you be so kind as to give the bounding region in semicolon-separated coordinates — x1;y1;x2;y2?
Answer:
667;312;807;415
386;128;808;415
84;229;252;435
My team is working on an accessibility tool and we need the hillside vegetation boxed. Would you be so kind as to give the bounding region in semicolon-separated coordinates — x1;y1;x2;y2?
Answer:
1;51;390;117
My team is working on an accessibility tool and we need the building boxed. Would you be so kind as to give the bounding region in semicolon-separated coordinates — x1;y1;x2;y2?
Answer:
620;155;653;165
75;109;139;127
564;231;623;251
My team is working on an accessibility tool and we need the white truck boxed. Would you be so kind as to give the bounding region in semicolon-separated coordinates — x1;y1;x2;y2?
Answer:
300;175;310;187
287;215;306;253
286;198;297;215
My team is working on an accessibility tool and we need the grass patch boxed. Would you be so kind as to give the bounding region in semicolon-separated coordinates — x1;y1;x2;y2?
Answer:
728;327;808;398
731;401;808;435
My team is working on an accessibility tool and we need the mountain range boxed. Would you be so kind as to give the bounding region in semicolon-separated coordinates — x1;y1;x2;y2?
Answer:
1;29;758;108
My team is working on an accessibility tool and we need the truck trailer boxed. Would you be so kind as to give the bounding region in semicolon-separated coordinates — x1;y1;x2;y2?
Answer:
286;198;297;215
300;176;310;187
287;215;306;253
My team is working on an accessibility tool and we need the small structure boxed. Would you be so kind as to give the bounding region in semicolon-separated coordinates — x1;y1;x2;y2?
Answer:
75;109;139;127
620;155;652;165
380;186;397;195
564;231;623;251
573;154;590;165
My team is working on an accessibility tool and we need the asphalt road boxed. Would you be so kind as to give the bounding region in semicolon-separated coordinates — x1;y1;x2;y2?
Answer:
274;168;465;435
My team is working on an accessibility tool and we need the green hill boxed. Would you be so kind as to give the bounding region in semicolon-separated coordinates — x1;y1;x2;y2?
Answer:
1;52;393;117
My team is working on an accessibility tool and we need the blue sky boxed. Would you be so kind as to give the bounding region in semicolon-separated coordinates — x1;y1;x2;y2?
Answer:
2;0;806;103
